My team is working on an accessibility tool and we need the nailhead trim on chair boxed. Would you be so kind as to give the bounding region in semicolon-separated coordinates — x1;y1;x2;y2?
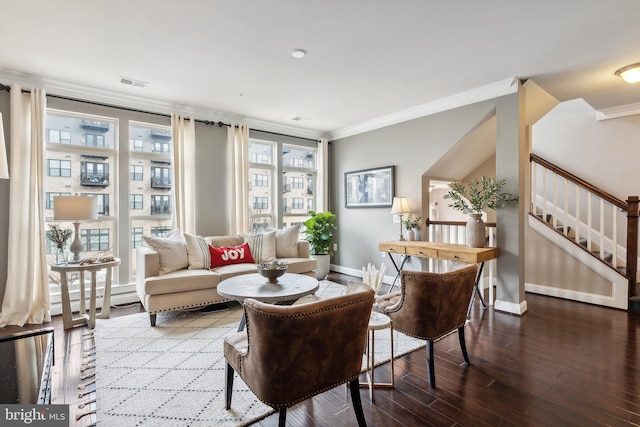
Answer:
237;294;373;408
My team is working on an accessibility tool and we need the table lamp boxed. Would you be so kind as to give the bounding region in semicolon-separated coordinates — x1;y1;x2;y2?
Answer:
390;197;410;241
53;195;99;263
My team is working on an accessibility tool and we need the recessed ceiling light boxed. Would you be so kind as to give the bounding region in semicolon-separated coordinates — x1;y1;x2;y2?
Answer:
292;116;310;121
291;49;307;59
119;76;149;88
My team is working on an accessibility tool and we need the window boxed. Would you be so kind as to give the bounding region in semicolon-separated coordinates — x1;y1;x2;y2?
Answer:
151;166;171;188
151;195;171;215
85;134;105;147
81;193;109;216
130;138;143;151
307;198;314;211
47;159;71;177
153;141;170;153
130;164;143;181
253;197;268;210
45;192;71;209
151;226;172;237
253;174;268;187
292;198;304;210
48;129;71;144
132;227;143;249
80;228;110;252
81;161;109;186
130;194;143;210
248;139;317;231
292;177;303;189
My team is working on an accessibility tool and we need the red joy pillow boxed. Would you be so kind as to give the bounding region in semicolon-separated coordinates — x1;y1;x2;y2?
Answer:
209;243;255;268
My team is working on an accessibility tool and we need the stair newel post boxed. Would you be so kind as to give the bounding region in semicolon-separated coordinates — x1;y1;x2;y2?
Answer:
626;196;639;299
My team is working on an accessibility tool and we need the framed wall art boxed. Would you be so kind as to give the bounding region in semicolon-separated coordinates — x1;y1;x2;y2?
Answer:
344;165;395;208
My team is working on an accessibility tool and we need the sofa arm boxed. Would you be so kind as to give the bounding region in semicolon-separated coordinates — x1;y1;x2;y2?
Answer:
136;246;160;292
297;240;310;258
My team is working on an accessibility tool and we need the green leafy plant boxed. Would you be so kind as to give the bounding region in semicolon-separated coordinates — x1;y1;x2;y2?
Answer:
402;214;422;231
303;210;337;255
443;176;518;214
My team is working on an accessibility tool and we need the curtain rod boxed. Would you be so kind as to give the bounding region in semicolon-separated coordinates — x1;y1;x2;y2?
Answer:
0;83;320;142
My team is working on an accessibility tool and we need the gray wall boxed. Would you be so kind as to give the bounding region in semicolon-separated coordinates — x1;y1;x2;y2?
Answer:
330;94;522;307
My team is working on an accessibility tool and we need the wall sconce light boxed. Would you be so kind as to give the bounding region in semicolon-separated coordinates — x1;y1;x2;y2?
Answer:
0;112;8;179
614;62;640;84
390;196;410;241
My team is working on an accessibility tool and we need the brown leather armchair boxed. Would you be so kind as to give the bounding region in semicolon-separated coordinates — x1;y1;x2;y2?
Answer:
224;282;374;427
376;264;478;388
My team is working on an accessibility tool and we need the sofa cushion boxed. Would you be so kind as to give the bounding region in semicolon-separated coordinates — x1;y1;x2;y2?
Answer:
207;235;244;248
275;225;300;258
277;257;318;274
184;233;211;269
143;268;221;296
210;243;255;268
211;262;258;281
243;231;276;263
142;230;188;275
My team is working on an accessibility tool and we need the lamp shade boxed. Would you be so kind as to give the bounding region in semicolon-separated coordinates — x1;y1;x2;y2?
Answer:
53;196;98;221
0;112;8;179
390;197;410;215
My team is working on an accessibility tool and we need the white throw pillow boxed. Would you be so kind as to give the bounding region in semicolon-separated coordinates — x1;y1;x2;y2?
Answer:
142;230;188;275
243;231;276;263
275;225;300;258
184;233;212;269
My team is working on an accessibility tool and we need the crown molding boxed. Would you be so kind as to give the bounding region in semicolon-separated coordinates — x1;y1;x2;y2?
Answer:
596;101;640;120
0;69;324;140
329;78;519;140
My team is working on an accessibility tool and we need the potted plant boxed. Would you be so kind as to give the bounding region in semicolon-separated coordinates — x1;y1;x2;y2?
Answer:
303;210;337;279
46;223;72;265
402;214;422;241
443;176;518;247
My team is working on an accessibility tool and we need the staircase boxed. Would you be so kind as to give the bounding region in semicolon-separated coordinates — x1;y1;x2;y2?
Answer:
530;154;639;308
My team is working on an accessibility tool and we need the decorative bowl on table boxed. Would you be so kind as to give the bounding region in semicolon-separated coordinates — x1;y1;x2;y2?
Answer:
257;261;288;283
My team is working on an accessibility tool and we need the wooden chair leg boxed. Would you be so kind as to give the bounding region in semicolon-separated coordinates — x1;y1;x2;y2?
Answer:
349;379;367;427
225;362;235;410
278;408;287;427
458;326;470;365
149;313;156;327
426;340;436;388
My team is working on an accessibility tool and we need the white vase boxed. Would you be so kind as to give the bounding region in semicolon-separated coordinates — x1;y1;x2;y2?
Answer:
312;254;330;280
408;230;415;241
466;213;486;248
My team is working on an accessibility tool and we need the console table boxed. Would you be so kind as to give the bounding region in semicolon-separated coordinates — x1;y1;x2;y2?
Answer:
378;241;499;316
50;258;120;329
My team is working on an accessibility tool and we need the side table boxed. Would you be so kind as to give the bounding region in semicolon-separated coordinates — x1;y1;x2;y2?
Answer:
50;258;120;329
360;312;395;402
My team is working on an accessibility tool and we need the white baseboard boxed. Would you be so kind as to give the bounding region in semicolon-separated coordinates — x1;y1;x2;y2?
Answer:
525;281;627;310
330;264;396;285
494;298;528;315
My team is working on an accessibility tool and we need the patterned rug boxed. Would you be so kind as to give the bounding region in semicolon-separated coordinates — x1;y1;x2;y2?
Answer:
93;281;425;426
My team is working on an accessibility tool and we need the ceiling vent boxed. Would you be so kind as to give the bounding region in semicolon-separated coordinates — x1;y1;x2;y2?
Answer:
119;76;149;88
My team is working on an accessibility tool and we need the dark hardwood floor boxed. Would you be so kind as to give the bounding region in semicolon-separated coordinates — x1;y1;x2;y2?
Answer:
2;272;640;426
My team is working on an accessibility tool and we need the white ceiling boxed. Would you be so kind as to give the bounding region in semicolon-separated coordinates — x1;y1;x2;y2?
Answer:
1;0;640;139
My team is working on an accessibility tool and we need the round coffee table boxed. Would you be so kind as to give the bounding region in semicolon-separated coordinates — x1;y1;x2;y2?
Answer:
217;272;319;331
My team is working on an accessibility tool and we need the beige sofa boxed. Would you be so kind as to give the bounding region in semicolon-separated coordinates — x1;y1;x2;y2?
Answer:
136;233;317;326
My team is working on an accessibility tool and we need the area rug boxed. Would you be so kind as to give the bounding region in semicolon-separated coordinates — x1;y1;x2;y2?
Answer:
93;281;425;426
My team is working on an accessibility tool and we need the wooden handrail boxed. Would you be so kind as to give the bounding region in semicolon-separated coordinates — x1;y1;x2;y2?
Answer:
530;153;627;210
425;218;496;228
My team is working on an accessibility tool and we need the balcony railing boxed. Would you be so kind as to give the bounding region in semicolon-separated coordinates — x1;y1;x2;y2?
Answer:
80;120;109;132
80;173;109;187
283;184;291;193
151;129;172;139
151;206;171;216
151;178;172;189
307;186;314;195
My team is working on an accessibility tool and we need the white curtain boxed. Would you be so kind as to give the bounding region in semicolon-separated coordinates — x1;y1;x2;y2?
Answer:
171;114;196;234
0;85;50;327
227;123;249;235
317;138;329;212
